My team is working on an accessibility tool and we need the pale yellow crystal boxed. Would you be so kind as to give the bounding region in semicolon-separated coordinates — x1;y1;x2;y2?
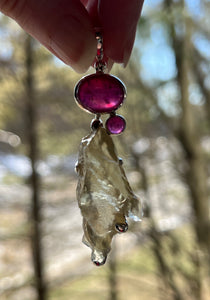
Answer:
76;126;141;265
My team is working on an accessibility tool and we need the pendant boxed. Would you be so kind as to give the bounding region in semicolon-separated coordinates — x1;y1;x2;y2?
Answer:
74;34;142;266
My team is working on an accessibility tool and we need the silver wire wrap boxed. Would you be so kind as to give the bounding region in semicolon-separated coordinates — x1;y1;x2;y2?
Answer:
95;33;107;72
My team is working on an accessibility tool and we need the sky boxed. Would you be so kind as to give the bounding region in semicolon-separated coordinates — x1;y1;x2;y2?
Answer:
135;0;208;114
137;0;208;83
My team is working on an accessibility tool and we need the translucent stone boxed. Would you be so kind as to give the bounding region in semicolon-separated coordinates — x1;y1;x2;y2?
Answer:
74;73;126;114
106;115;126;134
91;249;106;266
76;127;142;265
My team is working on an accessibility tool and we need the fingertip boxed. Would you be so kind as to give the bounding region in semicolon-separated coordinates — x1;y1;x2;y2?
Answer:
1;0;97;72
99;0;144;65
0;0;26;19
50;15;96;73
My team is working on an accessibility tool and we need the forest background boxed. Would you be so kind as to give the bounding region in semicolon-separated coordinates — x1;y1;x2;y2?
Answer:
0;0;209;300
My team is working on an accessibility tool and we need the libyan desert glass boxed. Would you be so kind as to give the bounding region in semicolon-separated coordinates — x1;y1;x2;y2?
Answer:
75;126;142;266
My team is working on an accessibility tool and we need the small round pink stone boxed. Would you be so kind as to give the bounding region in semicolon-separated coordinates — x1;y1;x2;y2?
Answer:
106;115;126;134
74;73;126;114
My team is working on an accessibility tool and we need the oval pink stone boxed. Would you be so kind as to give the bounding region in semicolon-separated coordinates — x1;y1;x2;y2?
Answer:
74;73;126;114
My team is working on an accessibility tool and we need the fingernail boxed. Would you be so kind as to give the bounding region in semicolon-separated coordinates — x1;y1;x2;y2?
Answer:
107;58;114;72
122;35;134;68
50;16;96;73
122;49;131;68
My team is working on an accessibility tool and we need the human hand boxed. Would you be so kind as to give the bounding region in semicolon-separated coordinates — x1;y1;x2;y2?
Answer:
0;0;144;73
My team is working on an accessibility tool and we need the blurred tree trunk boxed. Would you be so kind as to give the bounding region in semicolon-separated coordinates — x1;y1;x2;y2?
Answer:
131;150;185;300
24;35;47;300
169;0;210;255
108;242;118;300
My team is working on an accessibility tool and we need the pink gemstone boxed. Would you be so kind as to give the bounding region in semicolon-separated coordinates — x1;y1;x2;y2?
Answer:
97;48;101;57
74;73;126;114
106;115;126;134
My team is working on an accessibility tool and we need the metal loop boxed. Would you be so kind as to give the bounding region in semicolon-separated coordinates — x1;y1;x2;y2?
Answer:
95;32;106;72
95;32;103;61
94;60;107;73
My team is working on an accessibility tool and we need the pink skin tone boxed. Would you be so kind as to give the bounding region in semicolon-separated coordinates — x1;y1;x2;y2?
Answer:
0;0;144;73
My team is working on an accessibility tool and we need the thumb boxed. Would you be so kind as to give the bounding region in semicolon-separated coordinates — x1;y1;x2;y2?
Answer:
0;0;96;73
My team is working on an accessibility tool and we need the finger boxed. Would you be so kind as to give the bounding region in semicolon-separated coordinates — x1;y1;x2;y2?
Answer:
99;0;144;66
0;0;96;72
81;0;118;70
81;0;101;29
